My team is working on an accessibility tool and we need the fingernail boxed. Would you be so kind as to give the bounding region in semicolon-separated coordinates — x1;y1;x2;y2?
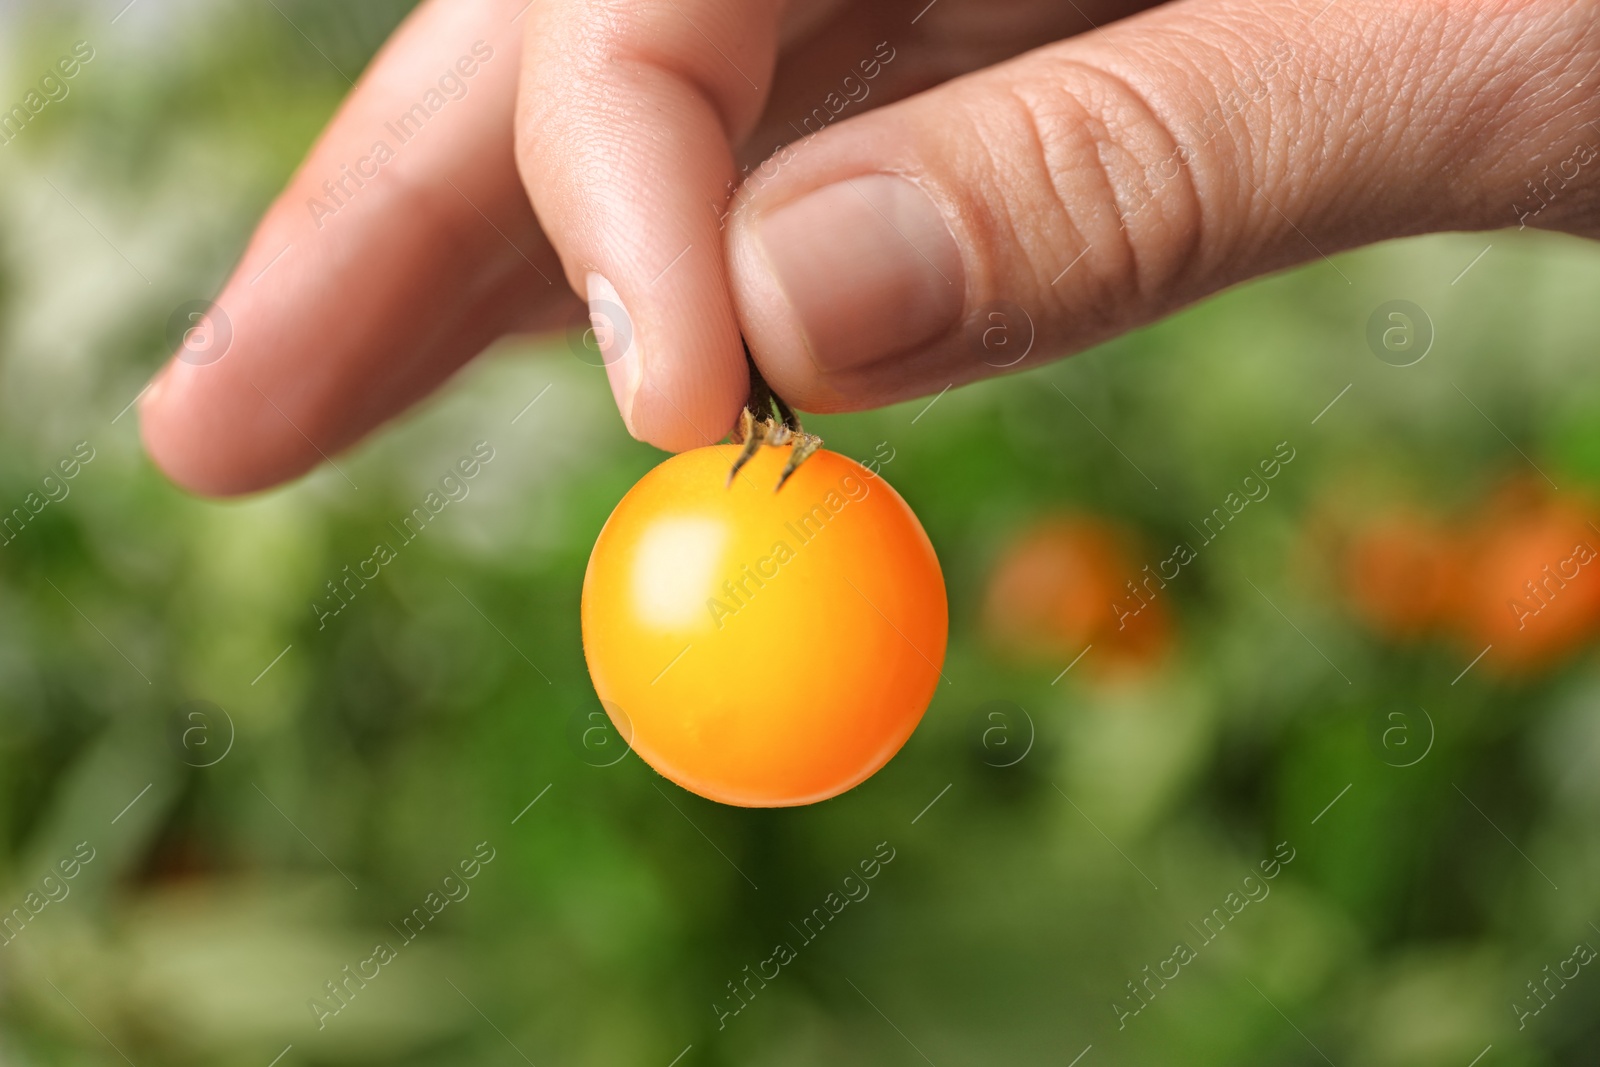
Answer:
586;272;642;433
752;174;963;371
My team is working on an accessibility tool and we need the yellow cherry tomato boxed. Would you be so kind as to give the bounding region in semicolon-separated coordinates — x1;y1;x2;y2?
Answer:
582;444;947;806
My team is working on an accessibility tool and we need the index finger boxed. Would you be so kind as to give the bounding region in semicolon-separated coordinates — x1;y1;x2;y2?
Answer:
516;0;787;451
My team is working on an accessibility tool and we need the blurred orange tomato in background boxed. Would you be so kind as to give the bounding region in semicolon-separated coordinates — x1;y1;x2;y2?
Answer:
1455;482;1600;672
1335;478;1600;676
982;515;1172;679
1342;510;1462;641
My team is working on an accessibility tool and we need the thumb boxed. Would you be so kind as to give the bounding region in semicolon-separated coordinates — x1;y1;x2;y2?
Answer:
727;0;1600;412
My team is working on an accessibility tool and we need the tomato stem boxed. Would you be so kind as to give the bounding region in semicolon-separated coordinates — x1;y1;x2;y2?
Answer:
728;343;823;491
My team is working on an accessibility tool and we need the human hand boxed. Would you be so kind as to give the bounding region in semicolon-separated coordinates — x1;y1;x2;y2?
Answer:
139;0;1600;496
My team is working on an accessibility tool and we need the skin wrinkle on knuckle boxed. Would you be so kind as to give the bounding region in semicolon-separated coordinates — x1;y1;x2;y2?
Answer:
1002;57;1204;312
998;83;1095;292
943;85;1079;309
1098;22;1350;267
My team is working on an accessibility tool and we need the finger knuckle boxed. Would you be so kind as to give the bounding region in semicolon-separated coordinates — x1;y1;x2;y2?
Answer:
971;57;1205;316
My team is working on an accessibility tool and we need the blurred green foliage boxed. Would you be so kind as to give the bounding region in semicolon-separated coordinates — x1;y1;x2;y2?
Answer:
4;3;1600;1065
